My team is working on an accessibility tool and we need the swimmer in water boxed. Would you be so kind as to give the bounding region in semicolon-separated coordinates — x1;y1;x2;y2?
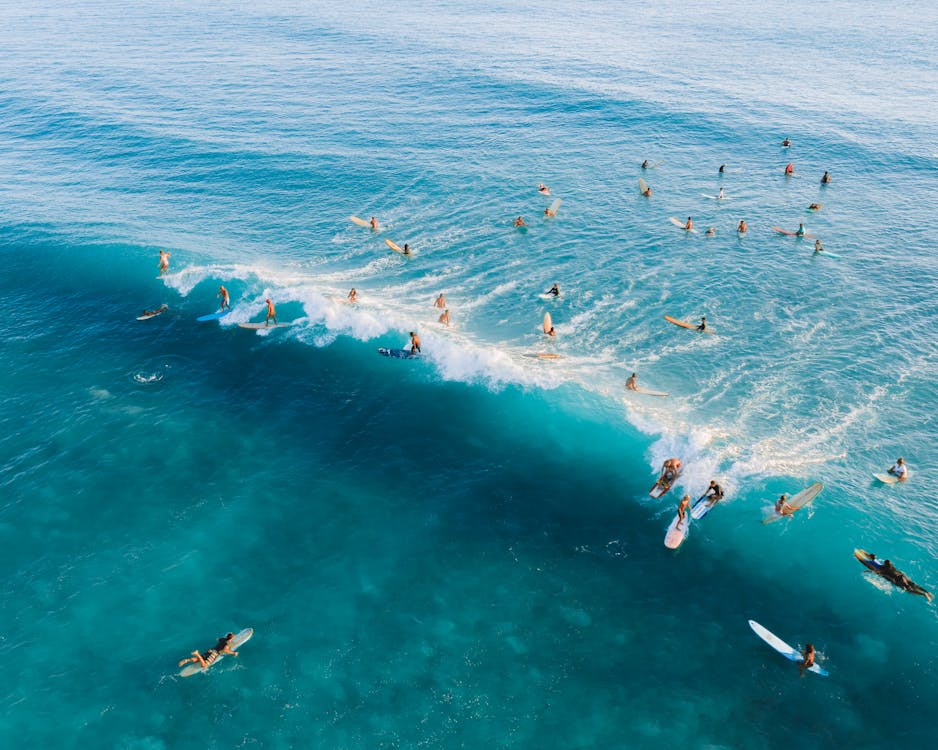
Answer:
737;219;747;234
438;309;450;327
705;227;717;237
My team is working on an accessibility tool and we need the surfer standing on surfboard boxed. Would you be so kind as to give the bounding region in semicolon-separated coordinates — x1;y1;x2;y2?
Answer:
265;298;277;327
676;495;691;528
218;286;231;311
158;249;171;276
409;331;421;354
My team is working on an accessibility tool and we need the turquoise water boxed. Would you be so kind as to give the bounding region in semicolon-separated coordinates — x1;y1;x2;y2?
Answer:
2;1;937;747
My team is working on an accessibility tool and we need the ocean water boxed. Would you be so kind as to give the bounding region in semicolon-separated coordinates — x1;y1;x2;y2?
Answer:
2;1;937;747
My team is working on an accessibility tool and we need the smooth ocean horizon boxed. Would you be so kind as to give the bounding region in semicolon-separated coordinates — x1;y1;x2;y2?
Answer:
1;1;937;748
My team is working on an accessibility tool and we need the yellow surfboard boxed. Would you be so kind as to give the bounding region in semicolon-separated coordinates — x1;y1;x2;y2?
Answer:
385;239;406;255
349;215;370;228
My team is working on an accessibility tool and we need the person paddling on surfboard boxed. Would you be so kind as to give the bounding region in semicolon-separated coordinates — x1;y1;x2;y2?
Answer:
218;285;231;311
537;183;550;195
409;331;421;354
866;554;932;600
626;373;638;391
784;162;794;175
808;203;822;211
158;249;171;276
887;457;908;481
513;216;527;227
795;223;807;237
178;633;238;670
798;644;816;677
265;298;277;327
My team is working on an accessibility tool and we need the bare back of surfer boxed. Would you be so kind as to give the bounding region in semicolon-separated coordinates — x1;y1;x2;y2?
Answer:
626;373;638;391
410;331;421;354
684;216;694;231
659;458;681;487
438;309;450;327
513;216;527;227
775;494;795;516
158;249;171;276
218;285;230;311
265;298;277;327
434;293;446;309
538;183;550;195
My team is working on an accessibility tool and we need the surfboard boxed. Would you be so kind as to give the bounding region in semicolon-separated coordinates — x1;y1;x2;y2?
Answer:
545;198;562;217
854;549;933;601
763;482;823;524
643;161;663;169
690;493;720;521
638;178;649;195
543;312;553;334
813;251;840;258
196;309;231;322
748;620;828;676
771;226;815;238
664;512;690;549
668;217;697;233
179;628;253;677
538;186;551;196
631;388;669;397
237;322;293;330
137;304;168;320
524;353;564;360
701;193;727;200
378;347;419;359
385;239;406;255
873;472;903;484
538;292;562;300
349;215;370;228
664;315;715;334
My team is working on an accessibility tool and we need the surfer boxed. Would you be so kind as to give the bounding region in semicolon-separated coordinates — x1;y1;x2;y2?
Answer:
774;494;795;516
538;183;550;195
784;162;794;175
717;187;725;200
676;495;692;528
513;216;527;227
347;288;358;303
798;644;816;677
696;316;707;332
409;331;421;354
661;458;681;484
814;240;824;254
781;138;791;147
808;203;822;211
544;207;556;218
218;285;231;311
821;171;831;184
178;632;238;670
546;283;560;297
887;457;908;481
369;216;378;230
868;555;933;601
141;304;167;317
719;164;726;174
434;293;446;309
737;219;747;234
402;243;411;255
705;227;716;237
795;223;807;236
546;326;556;337
684;217;694;231
158;249;171;276
626;373;638;391
438;309;450;327
702;480;724;506
641;184;652;197
265;298;277;327
641;160;650;169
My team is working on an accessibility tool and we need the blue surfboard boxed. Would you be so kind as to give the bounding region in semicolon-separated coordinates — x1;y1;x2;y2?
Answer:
197;309;231;322
378;347;419;359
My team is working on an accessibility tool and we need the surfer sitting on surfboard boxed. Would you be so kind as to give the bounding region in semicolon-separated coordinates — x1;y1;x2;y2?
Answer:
795;223;807;236
178;633;238;670
370;216;378;230
821;171;831;184
774;494;795;516
887;457;908;481
513;216;527;227
537;183;550;195
684;217;694;231
641;160;650;169
737;220;747;234
696;316;708;332
546;283;560;297
626;373;638;391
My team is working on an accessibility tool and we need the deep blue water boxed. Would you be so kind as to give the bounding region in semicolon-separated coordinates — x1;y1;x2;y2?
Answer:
2;1;937;748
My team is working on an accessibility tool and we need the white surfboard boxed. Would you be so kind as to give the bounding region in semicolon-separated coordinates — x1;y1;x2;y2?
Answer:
763;482;823;524
748;620;828;676
349;215;370;228
179;628;253;677
872;472;903;484
631;387;668;397
237;322;293;330
545;198;562;217
664;512;690;549
691;494;719;520
136;304;168;321
543;312;553;335
668;217;698;233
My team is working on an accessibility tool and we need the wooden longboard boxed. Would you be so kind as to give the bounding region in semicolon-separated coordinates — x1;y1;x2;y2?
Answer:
349;215;370;228
385;239;406;255
664;315;715;334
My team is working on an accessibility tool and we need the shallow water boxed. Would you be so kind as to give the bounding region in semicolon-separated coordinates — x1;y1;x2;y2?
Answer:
2;1;937;747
